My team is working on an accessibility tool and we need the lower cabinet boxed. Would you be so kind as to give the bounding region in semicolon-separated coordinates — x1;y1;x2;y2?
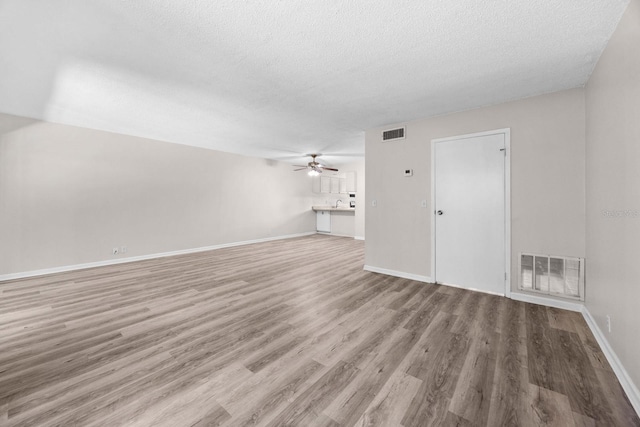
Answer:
316;211;331;233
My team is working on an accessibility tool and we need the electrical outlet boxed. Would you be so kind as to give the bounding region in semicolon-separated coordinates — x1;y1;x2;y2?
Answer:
121;246;127;254
606;315;611;333
372;199;377;207
112;247;119;255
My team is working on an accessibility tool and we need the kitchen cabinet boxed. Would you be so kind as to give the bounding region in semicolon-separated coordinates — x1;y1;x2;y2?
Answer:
320;176;331;193
330;177;340;194
319;171;356;194
339;177;347;193
316;210;331;232
346;171;357;192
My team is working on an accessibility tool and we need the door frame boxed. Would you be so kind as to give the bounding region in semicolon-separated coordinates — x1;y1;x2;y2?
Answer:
430;128;511;297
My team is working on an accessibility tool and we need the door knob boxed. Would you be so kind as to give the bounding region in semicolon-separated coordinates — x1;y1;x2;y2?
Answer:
437;210;443;215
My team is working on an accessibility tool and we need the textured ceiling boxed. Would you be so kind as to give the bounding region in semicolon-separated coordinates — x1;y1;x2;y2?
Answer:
0;0;629;165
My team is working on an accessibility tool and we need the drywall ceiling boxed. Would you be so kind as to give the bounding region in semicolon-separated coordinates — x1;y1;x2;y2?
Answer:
0;1;629;165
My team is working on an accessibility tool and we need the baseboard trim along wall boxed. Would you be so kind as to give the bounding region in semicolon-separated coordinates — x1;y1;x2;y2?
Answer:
363;265;431;283
320;232;355;239
582;307;640;416
509;291;584;312
437;281;505;297
0;232;316;282
354;236;365;241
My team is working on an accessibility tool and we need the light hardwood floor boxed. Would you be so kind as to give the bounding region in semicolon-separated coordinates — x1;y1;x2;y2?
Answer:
0;234;638;426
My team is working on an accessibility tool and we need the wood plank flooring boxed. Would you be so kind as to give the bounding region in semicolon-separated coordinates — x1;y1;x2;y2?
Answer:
0;234;638;426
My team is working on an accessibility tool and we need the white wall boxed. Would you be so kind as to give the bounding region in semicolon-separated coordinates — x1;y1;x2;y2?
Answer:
365;88;586;291
0;113;316;275
585;0;640;392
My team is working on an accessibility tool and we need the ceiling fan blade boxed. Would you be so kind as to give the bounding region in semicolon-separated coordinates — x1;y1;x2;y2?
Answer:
320;167;339;171
293;165;308;168
293;167;308;171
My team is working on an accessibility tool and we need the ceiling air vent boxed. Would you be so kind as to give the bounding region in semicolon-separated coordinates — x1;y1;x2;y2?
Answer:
382;127;405;142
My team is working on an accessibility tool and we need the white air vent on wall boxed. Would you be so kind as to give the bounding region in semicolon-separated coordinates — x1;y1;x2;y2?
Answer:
382;127;405;141
519;253;585;301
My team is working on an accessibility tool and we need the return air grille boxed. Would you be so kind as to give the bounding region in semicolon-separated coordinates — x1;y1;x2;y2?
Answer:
519;253;585;301
382;127;405;141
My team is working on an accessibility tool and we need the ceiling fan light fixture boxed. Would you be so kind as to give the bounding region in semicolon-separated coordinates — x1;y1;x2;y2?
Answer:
294;154;337;175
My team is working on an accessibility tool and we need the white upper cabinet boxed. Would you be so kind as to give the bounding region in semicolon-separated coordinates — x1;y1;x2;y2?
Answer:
318;171;356;194
320;176;331;193
346;171;357;192
330;177;340;194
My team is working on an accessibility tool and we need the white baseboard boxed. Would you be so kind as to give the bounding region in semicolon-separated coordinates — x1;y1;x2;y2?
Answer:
0;232;316;282
363;265;432;283
354;236;365;241
323;233;355;238
437;281;505;297
509;291;584;312
582;307;640;416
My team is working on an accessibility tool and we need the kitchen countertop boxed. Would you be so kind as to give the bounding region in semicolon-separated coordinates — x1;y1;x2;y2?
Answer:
312;206;356;212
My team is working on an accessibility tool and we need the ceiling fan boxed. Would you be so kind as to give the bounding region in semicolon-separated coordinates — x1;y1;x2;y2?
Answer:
293;154;338;176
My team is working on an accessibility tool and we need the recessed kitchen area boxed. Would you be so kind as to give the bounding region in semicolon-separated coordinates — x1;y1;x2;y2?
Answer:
310;166;364;239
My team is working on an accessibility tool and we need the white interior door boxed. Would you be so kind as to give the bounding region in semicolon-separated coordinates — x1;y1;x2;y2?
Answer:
433;131;507;295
